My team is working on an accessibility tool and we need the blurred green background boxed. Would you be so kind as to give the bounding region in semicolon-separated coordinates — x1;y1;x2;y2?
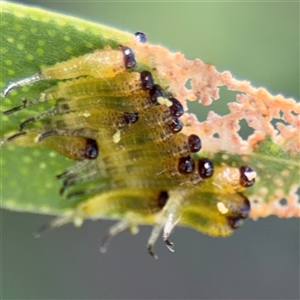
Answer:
2;1;299;299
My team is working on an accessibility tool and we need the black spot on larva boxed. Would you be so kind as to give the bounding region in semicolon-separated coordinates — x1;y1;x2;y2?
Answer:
169;118;183;133
178;156;195;174
227;217;244;229
198;158;214;178
157;191;169;209
140;71;154;90
120;46;136;69
239;194;251;219
169;97;184;118
149;84;165;105
84;138;98;159
61;103;70;110
188;134;202;153
134;31;147;43
240;166;255;187
124;112;139;125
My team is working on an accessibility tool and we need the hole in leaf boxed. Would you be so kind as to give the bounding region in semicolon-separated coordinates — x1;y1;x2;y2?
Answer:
296;185;300;203
271;111;290;132
213;132;220;138
238;119;255;140
252;198;260;204
186;86;235;122
185;78;192;90
279;110;284;118
279;198;288;206
291;110;298;117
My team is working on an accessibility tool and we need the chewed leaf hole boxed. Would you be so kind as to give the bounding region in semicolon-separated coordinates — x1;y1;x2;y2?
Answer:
278;198;288;206
272;117;290;130
296;185;300;203
238;119;254;140
185;78;192;90
186;86;235;123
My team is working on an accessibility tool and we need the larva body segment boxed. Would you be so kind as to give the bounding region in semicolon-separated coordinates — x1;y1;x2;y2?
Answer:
40;72;143;101
2;44;256;258
43;136;98;161
41;49;127;80
2;46;136;98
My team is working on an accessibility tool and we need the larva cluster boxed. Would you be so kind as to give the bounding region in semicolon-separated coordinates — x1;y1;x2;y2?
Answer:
2;36;256;258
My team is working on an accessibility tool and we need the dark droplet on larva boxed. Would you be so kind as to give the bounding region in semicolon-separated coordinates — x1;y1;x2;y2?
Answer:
239;194;251;219
178;156;195;174
61;103;70;110
134;31;147;43
227;217;244;229
84;138;98;159
169;118;183;133
149;84;165;105
140;71;154;90
240;166;256;187
198;158;214;178
121;46;136;68
169;97;184;118
124;112;139;125
157;191;169;209
188;134;202;153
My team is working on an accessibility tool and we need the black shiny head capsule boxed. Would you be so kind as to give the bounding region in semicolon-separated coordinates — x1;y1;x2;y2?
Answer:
198;158;214;178
240;166;256;187
124;112;139;125
169;97;184;118
188;134;202;153
149;84;165;105
134;31;147;43
84;138;98;159
227;217;244;229
157;191;169;209
120;46;136;69
169;118;183;133
178;156;195;174
140;71;154;90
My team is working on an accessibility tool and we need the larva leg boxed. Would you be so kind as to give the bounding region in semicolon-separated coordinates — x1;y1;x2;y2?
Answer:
2;46;136;97
99;219;130;254
147;224;164;259
35;213;73;238
56;159;91;180
59;166;108;196
146;189;187;258
56;158;109;195
37;128;99;142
